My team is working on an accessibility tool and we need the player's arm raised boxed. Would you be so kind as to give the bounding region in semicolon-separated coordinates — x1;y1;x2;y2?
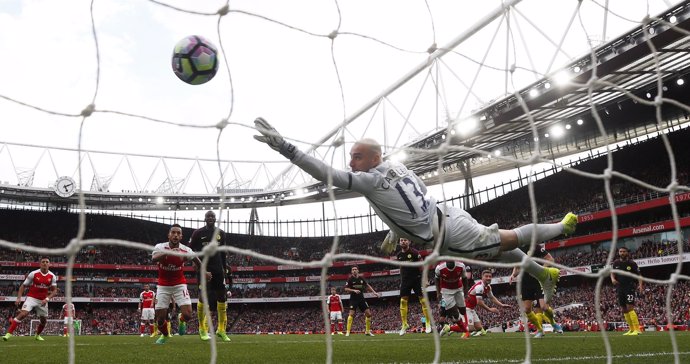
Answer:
253;117;378;194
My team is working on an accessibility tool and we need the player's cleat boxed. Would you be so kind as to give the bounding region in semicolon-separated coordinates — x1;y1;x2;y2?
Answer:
2;333;12;341
365;331;375;337
480;329;487;336
534;331;544;339
155;335;167;344
553;323;564;333
199;330;210;341
471;331;481;337
338;332;344;335
331;332;335;335
440;324;451;337
345;332;350;337
216;331;231;342
140;334;145;337
399;323;410;336
461;331;470;339
538;267;560;304
178;321;187;335
425;324;432;334
150;331;158;338
623;329;633;336
35;335;45;341
628;330;642;336
561;212;578;236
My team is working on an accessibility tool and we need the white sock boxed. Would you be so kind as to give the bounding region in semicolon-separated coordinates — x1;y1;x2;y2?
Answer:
499;249;544;278
513;222;563;245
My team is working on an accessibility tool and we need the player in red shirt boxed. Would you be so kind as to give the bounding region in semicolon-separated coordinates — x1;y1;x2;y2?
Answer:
465;270;510;336
152;224;210;344
435;261;470;338
327;287;345;335
62;302;75;337
3;257;58;341
138;284;156;337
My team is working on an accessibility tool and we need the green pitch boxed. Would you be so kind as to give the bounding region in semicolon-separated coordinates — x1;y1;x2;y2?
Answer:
2;332;690;363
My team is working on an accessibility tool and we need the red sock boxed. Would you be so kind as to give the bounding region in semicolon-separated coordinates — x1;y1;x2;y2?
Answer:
331;323;335;332
37;323;45;335
338;322;344;332
140;324;145;334
450;324;462;332
149;324;154;334
8;318;19;334
64;326;68;335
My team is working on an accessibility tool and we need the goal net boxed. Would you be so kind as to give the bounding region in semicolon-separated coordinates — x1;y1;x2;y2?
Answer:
1;1;690;364
30;319;82;337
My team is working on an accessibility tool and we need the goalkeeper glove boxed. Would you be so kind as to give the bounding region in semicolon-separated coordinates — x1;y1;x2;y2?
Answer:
253;117;298;160
379;230;399;255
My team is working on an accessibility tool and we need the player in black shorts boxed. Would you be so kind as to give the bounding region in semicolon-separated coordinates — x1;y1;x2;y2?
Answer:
510;244;562;338
611;246;644;335
344;266;380;337
396;238;432;335
189;211;231;341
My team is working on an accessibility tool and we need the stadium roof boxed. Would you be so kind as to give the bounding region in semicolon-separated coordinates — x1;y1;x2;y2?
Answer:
2;1;690;211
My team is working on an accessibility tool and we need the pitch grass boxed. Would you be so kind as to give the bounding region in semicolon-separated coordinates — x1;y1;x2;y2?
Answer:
2;332;690;364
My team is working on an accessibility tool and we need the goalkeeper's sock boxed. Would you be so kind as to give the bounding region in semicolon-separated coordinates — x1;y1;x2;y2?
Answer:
527;311;542;333
420;297;431;326
544;307;555;325
499;249;547;280
346;316;353;334
399;297;409;328
629;310;640;332
365;316;371;334
8;318;19;334
217;302;228;333
514;223;564;245
623;312;632;332
197;302;208;333
536;313;545;325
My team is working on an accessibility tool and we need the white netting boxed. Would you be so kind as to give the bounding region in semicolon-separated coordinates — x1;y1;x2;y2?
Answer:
1;1;690;364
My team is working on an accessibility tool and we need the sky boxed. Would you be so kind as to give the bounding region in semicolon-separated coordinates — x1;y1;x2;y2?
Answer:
0;0;682;223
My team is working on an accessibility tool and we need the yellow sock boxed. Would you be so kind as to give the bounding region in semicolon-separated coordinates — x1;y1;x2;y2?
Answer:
537;313;544;325
543;307;555;325
400;297;409;327
152;323;158;335
420;297;430;326
217;302;228;333
365;316;371;333
166;321;171;335
197;302;208;333
527;311;542;332
623;312;632;331
346;315;353;334
629;310;640;332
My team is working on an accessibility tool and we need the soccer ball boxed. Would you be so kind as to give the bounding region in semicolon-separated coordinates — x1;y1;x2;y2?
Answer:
171;35;219;85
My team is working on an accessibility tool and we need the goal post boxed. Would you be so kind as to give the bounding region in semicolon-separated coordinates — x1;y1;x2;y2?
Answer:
29;319;82;336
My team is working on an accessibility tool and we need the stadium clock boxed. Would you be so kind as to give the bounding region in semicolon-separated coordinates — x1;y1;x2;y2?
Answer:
54;176;77;198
